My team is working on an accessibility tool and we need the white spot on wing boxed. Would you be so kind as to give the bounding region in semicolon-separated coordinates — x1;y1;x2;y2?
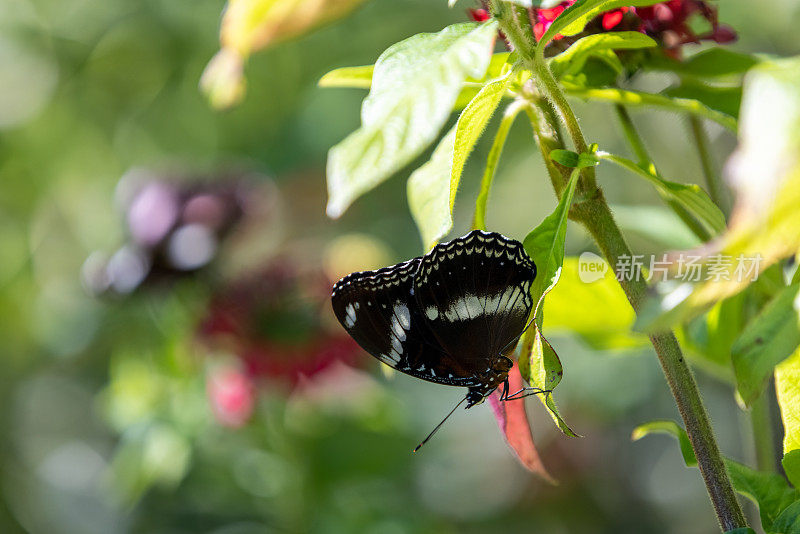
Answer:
425;306;439;320
344;303;356;328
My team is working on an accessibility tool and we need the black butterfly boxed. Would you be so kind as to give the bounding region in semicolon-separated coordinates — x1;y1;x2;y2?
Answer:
331;230;545;448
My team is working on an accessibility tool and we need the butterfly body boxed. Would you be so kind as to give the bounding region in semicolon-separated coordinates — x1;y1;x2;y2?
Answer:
331;230;536;407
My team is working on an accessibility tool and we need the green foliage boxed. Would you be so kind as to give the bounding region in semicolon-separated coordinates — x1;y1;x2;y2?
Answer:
637;56;800;331
635;420;800;532
777;349;800;454
539;0;661;43
326;22;499;217
549;32;656;79
564;86;738;131
451;74;511;210
664;82;743;119
473;103;523;231
632;420;697;467
407;127;457;250
519;169;581;436
651;48;761;78
732;284;800;407
318;65;374;88
544;257;645;350
548;149;600;169
596;151;726;238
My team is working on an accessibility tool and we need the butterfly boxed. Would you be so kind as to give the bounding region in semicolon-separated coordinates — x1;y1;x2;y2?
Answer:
331;230;547;449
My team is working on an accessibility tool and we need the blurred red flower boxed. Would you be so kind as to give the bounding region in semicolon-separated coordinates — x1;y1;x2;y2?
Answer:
199;260;362;390
207;366;255;427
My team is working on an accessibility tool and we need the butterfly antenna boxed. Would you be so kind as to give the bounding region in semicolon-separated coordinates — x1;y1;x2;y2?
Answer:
413;395;468;453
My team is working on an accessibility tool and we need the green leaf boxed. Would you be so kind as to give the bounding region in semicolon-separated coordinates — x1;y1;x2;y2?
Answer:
407;127;457;250
665;82;743;120
319;51;512;101
596;152;726;237
539;0;661;42
473;102;523;231
635;57;800;331
318;65;373;88
727;459;800;531
783;450;800;489
544;256;645;350
724;529;757;534
326;22;499;217
519;170;580;436
451;74;511;208
549;32;656;79
771;501;800;534
549;149;600;169
523;169;580;310
563;86;738;131
632;420;697;467
528;326;578;437
649;48;760;78
777;348;800;454
634;420;800;531
732;283;800;407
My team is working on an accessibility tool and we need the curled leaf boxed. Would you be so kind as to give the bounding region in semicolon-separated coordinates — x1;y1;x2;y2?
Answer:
488;365;555;481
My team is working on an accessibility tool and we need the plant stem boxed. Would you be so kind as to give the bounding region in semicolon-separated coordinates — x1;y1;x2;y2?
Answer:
614;104;651;168
494;5;748;530
689;116;728;215
750;386;778;473
473;102;523;231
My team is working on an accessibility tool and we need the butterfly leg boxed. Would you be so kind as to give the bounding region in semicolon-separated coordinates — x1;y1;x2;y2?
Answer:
498;378;510;401
504;387;551;401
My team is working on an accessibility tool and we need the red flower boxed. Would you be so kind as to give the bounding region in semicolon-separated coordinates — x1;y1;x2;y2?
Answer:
468;8;490;23
528;0;735;51
199;260;363;389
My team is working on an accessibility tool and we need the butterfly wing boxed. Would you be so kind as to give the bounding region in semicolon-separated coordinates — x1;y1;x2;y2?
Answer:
413;230;536;374
331;258;480;387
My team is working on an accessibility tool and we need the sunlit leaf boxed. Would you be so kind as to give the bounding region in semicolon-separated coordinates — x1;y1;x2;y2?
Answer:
664;82;742;119
202;0;368;108
519;169;581;436
783;450;800;490
318;65;373;88
549;32;656;79
563;86;738;131
325;22;499;218
636;57;800;331
544;257;644;350
523;168;580;308
732;284;800;407
407;127;456;250
539;0;661;43
473;102;523;231
777;348;800;454
318;52;513;106
451;74;511;214
488;365;555;481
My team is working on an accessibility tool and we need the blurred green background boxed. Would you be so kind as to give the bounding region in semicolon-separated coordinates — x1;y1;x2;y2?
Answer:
1;1;799;533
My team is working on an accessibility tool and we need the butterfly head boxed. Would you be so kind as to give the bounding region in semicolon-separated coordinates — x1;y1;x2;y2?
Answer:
465;355;514;408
